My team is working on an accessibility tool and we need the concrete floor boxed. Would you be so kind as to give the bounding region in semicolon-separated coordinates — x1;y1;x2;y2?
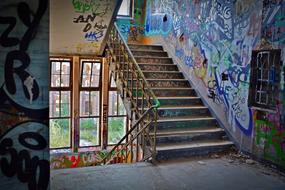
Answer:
51;155;285;190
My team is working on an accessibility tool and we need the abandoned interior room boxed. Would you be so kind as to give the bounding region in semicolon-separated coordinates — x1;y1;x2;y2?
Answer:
0;0;285;189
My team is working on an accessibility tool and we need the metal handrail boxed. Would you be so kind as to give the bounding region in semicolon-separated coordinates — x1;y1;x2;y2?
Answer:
101;105;157;164
113;23;160;108
101;21;161;164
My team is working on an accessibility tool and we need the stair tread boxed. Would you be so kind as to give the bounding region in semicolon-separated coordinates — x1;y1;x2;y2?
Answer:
128;44;162;47
131;49;166;53
152;127;224;136
138;63;175;66
152;87;193;90
157;105;207;109
135;56;170;59
156;140;234;151
142;70;181;73
130;78;188;81
138;96;200;99
157;116;216;122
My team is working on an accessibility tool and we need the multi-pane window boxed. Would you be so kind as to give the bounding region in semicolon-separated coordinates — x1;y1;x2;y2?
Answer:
108;74;127;144
248;49;281;110
79;60;102;147
49;58;72;148
49;57;129;150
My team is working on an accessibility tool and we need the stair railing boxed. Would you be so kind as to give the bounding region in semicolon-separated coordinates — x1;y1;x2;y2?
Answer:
102;22;160;164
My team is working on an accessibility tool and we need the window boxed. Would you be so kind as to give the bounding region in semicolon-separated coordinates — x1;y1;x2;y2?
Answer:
49;58;72;148
79;60;102;147
108;74;127;144
49;57;128;151
118;0;132;17
248;49;281;110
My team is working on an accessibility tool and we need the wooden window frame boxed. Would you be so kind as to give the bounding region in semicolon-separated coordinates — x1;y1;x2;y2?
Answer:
107;73;128;145
79;59;103;148
49;57;73;149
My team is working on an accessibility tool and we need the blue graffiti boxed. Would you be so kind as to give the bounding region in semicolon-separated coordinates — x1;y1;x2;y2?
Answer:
85;31;103;41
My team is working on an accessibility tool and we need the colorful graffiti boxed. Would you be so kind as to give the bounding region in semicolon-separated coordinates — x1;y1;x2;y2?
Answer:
0;0;49;189
50;148;132;169
72;0;111;42
144;0;285;167
254;106;285;167
146;0;262;135
51;151;100;169
117;0;154;44
262;0;285;45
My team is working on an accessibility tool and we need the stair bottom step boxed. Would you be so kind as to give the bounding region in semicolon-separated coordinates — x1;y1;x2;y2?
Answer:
156;141;233;160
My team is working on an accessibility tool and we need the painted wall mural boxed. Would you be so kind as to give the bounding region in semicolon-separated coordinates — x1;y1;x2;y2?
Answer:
0;0;49;189
50;0;122;55
144;0;285;167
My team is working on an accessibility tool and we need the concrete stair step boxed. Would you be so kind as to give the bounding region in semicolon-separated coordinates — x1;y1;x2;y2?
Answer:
153;127;226;144
156;140;234;160
138;63;178;71
157;106;211;117
129;79;190;88
155;116;218;130
128;44;163;51
135;56;173;64
151;87;197;96
131;50;168;57
137;96;203;107
142;71;184;79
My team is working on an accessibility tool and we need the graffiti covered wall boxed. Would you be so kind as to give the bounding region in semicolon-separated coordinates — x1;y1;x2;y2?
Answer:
0;0;49;189
50;0;122;55
253;0;285;167
50;148;132;169
145;0;285;167
117;0;155;44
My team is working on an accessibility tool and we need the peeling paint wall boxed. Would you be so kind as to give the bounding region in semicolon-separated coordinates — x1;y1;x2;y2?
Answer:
142;0;285;168
0;0;50;189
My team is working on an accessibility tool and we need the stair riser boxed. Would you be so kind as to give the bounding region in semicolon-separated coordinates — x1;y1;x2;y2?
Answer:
136;57;173;64
158;108;211;117
138;64;178;71
129;45;163;51
131;89;197;98
156;144;233;160
137;98;203;107
132;51;168;57
129;80;190;88
153;89;197;97
156;131;226;144
143;72;184;79
153;119;218;130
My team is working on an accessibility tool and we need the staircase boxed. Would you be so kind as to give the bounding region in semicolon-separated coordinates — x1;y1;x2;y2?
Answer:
127;44;234;160
103;23;234;164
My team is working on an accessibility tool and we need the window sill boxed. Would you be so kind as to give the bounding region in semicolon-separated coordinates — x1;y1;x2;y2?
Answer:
116;16;133;20
250;106;277;113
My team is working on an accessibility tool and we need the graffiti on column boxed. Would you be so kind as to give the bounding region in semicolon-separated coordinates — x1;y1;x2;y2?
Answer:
0;0;49;189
